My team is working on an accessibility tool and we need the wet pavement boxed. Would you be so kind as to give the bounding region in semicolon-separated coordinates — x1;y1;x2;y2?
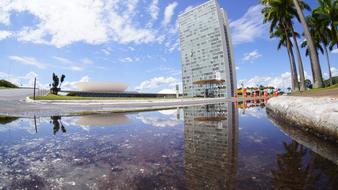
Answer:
0;101;337;189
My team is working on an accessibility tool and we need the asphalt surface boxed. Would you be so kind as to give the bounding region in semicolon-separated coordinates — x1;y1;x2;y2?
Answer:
0;88;239;117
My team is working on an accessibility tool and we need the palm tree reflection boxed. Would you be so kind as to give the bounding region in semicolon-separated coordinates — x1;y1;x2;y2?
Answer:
50;116;66;135
272;141;319;190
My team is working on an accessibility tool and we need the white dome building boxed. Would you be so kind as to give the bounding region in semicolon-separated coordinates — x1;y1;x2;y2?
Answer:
75;82;128;93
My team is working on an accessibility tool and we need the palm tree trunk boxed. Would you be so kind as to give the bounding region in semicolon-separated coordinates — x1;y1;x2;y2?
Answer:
286;44;295;90
290;27;305;91
331;23;338;48
292;0;323;88
286;36;299;91
324;46;333;86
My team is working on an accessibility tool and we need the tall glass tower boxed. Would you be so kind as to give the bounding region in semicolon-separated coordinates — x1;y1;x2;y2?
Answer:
178;0;237;97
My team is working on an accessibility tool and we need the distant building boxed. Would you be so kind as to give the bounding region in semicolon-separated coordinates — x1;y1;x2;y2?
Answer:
178;0;237;97
76;82;128;93
70;82;178;98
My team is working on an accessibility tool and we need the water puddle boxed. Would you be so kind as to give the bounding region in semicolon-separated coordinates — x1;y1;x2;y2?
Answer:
0;101;337;189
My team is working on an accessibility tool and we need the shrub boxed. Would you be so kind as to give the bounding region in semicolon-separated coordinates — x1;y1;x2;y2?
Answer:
0;80;18;88
67;92;77;96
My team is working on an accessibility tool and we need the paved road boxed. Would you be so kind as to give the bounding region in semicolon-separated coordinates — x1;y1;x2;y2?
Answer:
0;88;240;117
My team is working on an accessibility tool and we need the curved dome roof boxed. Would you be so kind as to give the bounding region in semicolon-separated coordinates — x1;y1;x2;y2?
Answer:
75;82;128;92
76;113;130;126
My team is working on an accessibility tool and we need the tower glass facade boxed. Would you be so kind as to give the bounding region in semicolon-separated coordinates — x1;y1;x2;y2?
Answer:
178;0;237;97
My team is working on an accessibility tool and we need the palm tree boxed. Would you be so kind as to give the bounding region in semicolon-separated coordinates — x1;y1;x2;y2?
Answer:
313;0;338;49
283;0;311;91
292;0;324;88
271;25;299;91
59;74;66;88
262;0;302;91
290;27;306;91
50;73;66;95
302;14;333;86
312;0;338;85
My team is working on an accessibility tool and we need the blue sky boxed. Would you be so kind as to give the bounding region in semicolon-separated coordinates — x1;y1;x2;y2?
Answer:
0;0;337;93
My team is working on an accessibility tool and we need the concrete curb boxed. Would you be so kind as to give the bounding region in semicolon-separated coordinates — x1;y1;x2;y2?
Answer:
25;96;34;103
266;96;338;140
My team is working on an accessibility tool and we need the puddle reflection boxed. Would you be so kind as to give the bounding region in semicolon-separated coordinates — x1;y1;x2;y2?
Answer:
0;102;337;189
75;113;130;127
184;102;238;189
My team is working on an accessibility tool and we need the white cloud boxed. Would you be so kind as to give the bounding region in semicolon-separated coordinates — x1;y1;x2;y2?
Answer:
331;49;338;54
0;71;45;88
101;47;112;55
149;0;159;20
120;57;133;63
168;39;180;52
331;67;338;77
101;49;111;55
128;46;135;51
242;50;262;62
241;72;292;89
162;2;178;26
9;55;46;69
119;56;140;63
61;76;90;90
81;58;92;65
53;56;73;65
183;6;194;13
242;107;266;119
53;56;92;71
158;88;176;94
0;0;11;25
136;111;180;127
1;0;158;47
135;76;179;91
230;4;266;44
0;30;11;40
147;66;181;76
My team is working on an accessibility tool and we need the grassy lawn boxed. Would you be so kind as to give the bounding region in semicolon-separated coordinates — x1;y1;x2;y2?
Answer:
292;83;338;97
32;94;179;101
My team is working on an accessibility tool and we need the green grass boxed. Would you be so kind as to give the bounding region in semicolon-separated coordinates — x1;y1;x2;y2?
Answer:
292;83;338;96
0;80;18;88
32;94;179;101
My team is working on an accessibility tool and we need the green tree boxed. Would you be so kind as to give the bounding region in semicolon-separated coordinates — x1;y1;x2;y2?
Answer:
313;0;338;49
304;79;313;89
270;24;299;91
302;14;333;86
50;73;66;95
292;0;324;88
262;0;308;91
312;0;338;85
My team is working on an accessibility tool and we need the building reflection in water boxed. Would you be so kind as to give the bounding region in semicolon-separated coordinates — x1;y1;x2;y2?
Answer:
75;113;130;127
184;102;238;190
